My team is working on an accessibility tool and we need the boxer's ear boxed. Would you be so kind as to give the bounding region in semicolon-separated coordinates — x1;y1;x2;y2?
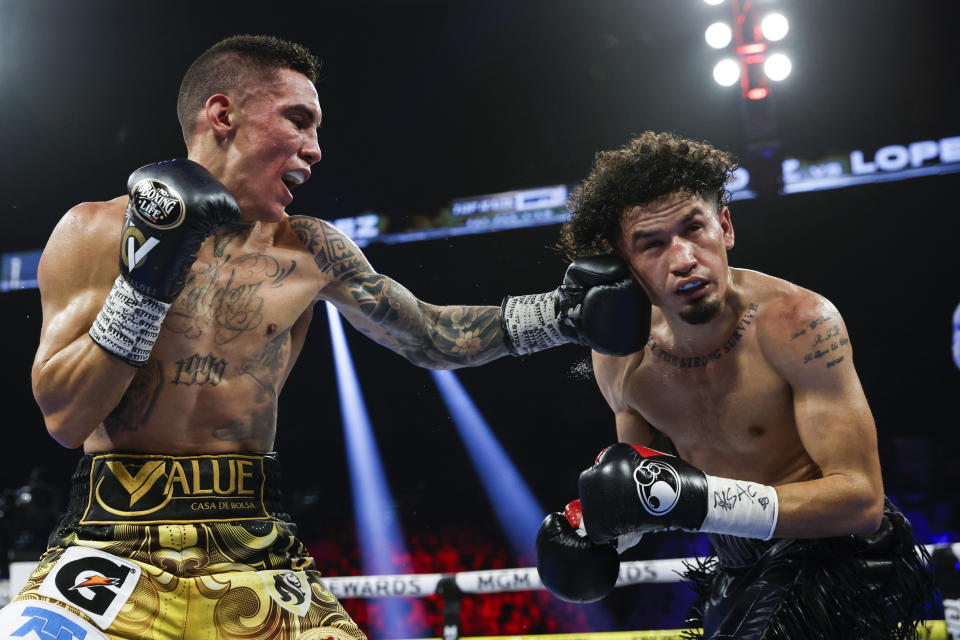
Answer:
204;94;233;140
719;205;735;250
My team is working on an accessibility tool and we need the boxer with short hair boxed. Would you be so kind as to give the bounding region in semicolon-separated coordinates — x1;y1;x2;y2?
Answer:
3;35;650;639
536;132;934;639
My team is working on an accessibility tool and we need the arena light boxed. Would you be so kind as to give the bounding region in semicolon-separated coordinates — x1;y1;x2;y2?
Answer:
326;302;413;638
764;53;792;81
737;42;767;56
430;370;543;563
705;22;733;49
760;13;790;41
713;59;741;86
430;370;617;630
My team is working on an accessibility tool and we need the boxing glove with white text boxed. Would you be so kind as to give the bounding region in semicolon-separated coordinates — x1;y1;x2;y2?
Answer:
89;159;239;366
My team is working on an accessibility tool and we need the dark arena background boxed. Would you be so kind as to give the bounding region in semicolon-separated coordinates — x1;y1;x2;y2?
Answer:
1;1;958;638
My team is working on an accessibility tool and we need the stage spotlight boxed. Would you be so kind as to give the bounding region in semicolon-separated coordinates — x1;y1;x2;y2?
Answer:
713;59;740;86
430;370;543;563
326;302;413;638
764;53;792;81
760;13;789;41
703;0;725;5
430;370;616;630
705;22;733;49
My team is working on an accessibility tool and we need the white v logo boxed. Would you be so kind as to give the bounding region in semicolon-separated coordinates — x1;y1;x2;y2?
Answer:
126;236;160;270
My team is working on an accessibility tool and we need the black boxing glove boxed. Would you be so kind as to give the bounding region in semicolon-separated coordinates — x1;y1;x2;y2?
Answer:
118;159;240;301
536;500;619;603
579;443;779;545
500;255;651;357
89;159;240;366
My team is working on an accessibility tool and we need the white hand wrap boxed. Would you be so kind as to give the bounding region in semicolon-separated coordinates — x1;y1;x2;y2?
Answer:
501;292;567;355
699;475;779;540
89;276;170;367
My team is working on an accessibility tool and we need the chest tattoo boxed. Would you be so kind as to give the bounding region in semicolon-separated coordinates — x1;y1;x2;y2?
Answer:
239;327;292;399
172;353;228;387
647;303;759;368
167;253;295;344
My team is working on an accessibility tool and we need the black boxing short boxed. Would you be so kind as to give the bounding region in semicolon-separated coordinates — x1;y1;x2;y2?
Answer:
683;498;935;640
0;453;366;640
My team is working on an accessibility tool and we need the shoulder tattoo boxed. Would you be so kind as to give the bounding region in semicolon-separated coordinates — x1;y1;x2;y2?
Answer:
790;312;850;369
289;216;368;281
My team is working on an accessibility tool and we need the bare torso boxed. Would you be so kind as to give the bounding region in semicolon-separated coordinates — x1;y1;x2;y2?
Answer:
34;192;506;455
598;269;824;487
83;199;324;454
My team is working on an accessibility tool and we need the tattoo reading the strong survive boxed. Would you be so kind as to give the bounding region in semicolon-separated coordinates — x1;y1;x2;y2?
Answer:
647;303;759;368
793;313;849;368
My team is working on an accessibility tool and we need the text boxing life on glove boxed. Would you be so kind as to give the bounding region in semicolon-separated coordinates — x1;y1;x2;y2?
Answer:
89;159;240;367
536;500;619;603
500;254;651;357
579;443;779;544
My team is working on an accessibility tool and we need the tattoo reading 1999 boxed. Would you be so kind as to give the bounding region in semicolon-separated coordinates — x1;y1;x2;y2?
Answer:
172;353;227;386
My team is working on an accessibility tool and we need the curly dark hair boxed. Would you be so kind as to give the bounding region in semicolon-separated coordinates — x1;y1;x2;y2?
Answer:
558;131;738;259
177;34;321;144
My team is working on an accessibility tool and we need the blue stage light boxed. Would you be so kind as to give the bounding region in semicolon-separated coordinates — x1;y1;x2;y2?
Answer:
430;369;544;563
327;302;413;638
431;369;615;629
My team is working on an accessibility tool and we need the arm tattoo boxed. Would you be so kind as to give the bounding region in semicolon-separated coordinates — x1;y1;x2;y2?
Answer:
291;216;508;367
290;216;366;280
347;273;504;367
104;360;164;434
795;314;850;368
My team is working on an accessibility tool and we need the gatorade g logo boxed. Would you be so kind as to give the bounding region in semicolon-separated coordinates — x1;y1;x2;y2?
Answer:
633;458;681;516
37;547;141;630
129;178;184;229
261;570;311;616
81;454;269;523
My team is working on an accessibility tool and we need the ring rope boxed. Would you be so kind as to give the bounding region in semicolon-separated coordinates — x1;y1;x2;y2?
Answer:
324;545;942;598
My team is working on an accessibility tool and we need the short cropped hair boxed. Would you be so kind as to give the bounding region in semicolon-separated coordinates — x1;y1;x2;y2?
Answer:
176;34;321;143
558;131;738;259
